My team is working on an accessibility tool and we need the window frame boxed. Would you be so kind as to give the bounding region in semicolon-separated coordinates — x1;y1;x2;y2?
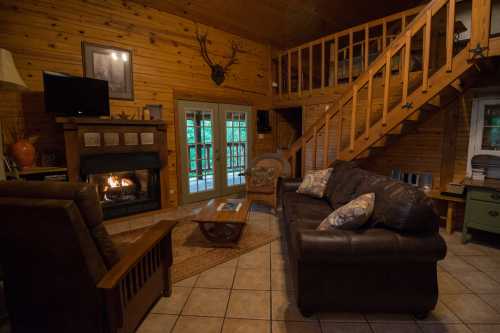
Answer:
467;96;500;176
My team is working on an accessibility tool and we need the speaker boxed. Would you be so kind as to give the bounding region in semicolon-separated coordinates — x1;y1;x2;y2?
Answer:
257;110;271;133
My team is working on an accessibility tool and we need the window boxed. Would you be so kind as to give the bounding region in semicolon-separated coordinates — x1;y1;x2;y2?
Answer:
467;97;500;176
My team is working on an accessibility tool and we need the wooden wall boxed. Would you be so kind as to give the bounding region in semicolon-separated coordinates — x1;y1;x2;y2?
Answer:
0;0;272;207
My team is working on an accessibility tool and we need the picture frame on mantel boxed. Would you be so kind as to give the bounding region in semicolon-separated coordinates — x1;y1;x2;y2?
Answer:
82;42;134;100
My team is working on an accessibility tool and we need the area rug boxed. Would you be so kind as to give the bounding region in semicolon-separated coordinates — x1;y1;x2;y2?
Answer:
171;207;280;282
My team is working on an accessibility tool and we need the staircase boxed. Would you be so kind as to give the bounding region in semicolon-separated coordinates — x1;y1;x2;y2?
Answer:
279;0;500;177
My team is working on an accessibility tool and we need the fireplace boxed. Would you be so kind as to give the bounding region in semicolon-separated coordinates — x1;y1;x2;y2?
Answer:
81;152;161;219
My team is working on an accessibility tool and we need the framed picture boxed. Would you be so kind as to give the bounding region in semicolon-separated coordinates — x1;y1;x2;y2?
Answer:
82;42;134;100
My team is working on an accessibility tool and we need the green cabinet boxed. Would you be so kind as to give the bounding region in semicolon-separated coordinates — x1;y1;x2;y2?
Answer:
463;187;500;243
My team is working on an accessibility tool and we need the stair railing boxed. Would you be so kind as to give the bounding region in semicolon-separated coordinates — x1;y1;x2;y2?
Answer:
285;0;492;177
273;5;424;99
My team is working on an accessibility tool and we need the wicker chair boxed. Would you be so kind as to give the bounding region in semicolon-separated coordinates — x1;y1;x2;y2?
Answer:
245;153;291;208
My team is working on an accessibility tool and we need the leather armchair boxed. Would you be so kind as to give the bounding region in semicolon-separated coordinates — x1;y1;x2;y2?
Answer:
0;181;176;333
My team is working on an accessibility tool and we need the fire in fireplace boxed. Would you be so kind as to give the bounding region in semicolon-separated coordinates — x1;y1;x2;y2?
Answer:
81;153;161;219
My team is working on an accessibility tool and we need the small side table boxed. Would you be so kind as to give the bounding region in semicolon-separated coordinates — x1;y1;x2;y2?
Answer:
425;190;465;234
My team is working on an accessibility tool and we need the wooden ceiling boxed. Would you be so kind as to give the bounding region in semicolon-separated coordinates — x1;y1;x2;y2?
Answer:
133;0;426;48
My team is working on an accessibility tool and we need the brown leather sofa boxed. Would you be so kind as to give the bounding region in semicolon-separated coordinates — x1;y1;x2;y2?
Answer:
0;181;176;333
280;161;447;318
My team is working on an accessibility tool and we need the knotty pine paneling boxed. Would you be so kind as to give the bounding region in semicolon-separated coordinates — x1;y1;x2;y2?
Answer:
0;0;272;207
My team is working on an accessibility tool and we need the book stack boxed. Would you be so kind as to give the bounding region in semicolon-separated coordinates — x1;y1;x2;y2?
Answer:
471;168;486;181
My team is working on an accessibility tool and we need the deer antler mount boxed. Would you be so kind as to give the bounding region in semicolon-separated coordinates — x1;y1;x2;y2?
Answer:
196;30;241;86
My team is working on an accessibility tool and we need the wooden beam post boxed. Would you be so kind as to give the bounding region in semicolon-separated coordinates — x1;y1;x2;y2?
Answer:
366;72;373;140
422;10;432;93
350;85;358;152
364;25;370;71
298;48;302;96
402;31;412;104
321;39;325;90
440;99;459;191
278;55;282;98
382;52;391;126
288;51;291;98
323;113;330;168
334;36;339;87
470;0;491;58
349;30;354;84
446;0;456;72
309;44;313;95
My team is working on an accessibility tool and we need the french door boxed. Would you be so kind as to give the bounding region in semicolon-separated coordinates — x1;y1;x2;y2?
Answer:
177;100;252;204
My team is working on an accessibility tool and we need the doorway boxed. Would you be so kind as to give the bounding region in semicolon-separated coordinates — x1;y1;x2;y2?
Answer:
275;107;302;150
177;100;252;204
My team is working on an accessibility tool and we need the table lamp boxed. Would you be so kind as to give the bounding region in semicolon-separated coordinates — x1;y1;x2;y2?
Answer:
0;48;27;180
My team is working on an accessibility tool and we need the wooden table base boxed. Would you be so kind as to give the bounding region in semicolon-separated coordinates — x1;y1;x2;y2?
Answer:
199;222;245;243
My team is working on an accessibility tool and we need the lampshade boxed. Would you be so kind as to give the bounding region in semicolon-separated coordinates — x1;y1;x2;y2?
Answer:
0;48;27;90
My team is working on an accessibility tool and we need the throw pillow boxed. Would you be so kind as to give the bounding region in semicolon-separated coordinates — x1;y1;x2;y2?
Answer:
317;193;375;231
296;168;333;198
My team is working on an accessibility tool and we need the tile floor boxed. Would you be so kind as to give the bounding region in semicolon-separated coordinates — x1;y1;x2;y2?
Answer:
136;227;500;333
2;204;500;333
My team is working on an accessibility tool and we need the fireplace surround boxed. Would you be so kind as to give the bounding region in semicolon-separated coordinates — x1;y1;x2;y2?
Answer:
58;117;168;219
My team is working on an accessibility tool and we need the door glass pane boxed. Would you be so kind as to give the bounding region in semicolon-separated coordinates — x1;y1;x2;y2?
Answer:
185;110;214;193
226;111;248;186
482;104;500;150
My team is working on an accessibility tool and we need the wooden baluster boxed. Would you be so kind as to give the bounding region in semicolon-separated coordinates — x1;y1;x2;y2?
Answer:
366;71;373;140
470;0;491;59
298;48;302;96
334;36;339;87
309;44;313;95
383;52;390;126
402;15;407;30
312;127;317;169
422;10;431;93
321;39;325;90
288;51;291;97
301;139;306;177
336;108;343;156
291;153;296;178
278;55;282;98
349;30;353;84
364;25;369;71
402;31;411;104
350;85;357;152
382;19;387;51
323;113;330;168
446;0;456;72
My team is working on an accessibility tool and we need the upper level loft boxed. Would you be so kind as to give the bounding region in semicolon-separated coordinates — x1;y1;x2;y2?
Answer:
271;0;500;106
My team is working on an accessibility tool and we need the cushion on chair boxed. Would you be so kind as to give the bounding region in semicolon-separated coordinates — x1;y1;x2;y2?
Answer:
248;167;276;188
0;181;120;268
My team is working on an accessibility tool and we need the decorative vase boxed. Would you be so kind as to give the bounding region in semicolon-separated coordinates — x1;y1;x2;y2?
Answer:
11;139;35;170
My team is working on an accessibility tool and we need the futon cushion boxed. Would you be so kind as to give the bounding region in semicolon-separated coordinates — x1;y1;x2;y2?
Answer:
317;193;375;231
325;160;363;209
297;168;333;198
282;191;333;228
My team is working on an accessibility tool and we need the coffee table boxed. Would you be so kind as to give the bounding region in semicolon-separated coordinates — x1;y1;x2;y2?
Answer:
192;198;252;243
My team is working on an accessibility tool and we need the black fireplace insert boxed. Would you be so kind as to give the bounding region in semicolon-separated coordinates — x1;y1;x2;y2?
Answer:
81;152;161;219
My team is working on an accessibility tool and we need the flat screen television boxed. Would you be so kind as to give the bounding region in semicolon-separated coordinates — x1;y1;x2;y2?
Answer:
43;71;110;117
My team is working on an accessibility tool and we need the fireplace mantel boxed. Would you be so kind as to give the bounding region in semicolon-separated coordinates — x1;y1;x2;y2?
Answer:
58;117;169;209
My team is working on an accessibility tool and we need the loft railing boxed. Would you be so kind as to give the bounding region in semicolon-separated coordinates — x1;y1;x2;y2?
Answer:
272;5;424;98
284;0;493;177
